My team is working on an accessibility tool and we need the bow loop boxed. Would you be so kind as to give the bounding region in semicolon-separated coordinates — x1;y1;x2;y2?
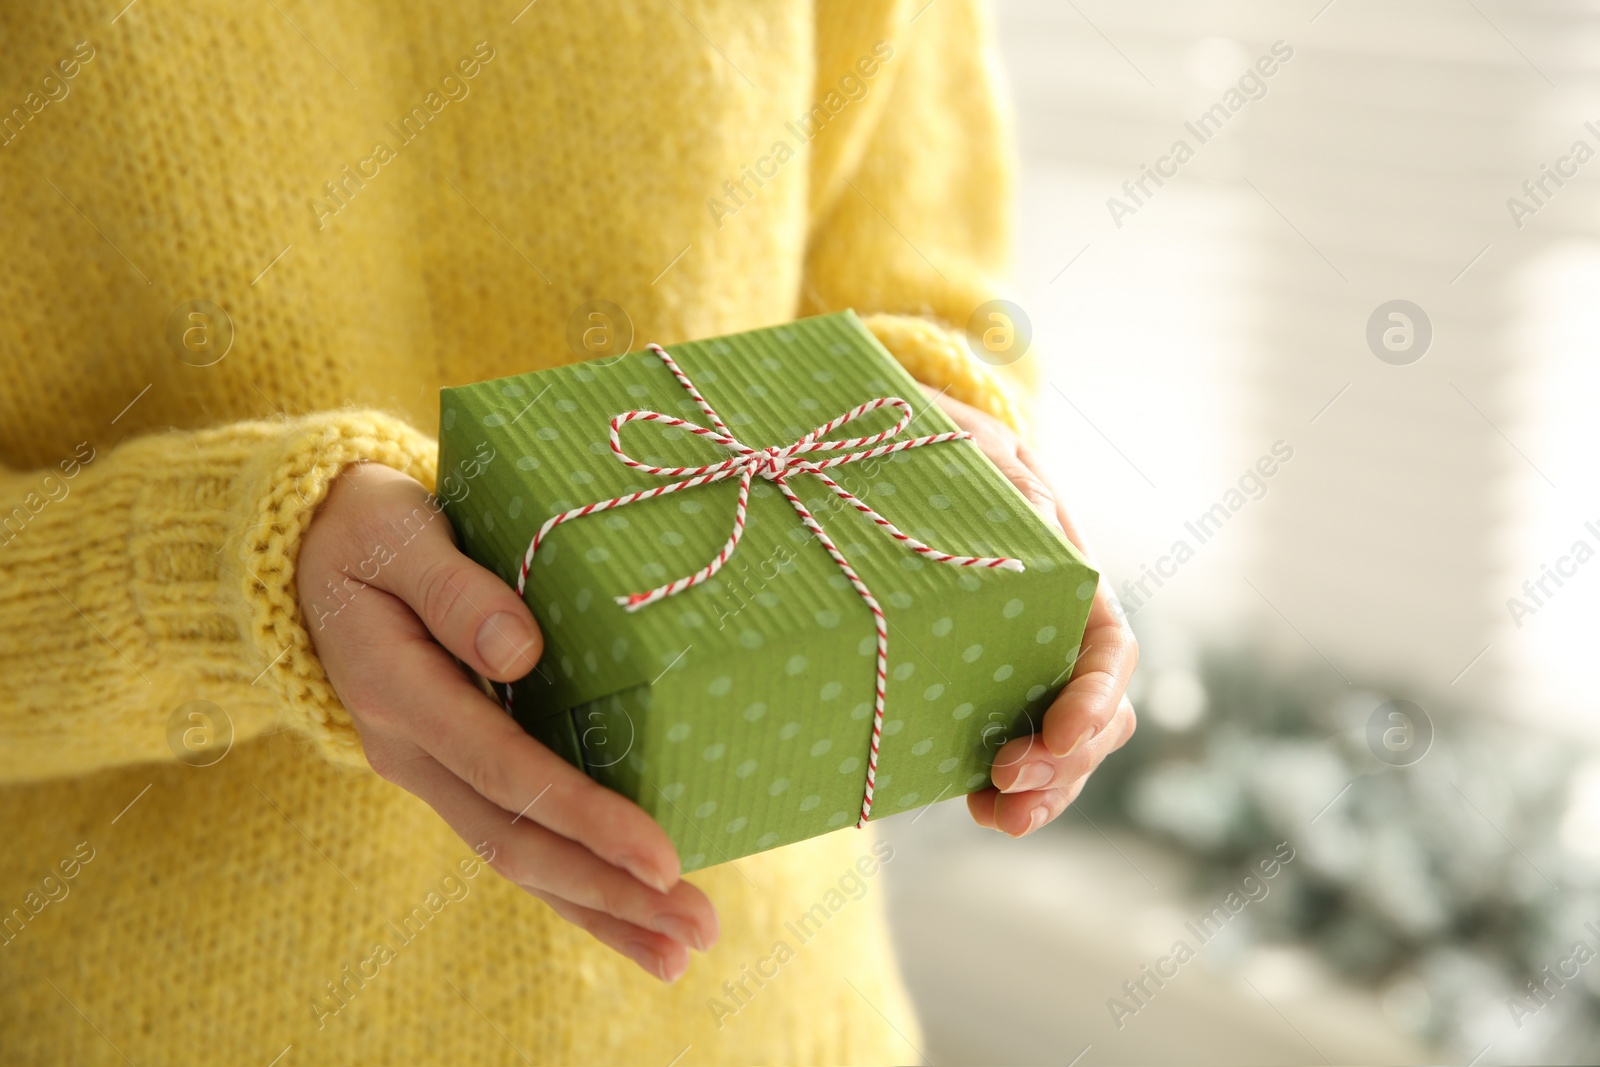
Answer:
605;408;753;480
792;395;916;456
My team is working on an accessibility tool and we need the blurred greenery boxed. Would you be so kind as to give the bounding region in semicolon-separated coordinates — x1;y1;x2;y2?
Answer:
1070;645;1600;1060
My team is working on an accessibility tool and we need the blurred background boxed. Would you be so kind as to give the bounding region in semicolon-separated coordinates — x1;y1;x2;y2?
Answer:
877;1;1600;1063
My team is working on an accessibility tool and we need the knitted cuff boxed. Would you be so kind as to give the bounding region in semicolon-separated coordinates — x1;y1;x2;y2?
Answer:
860;313;1025;433
237;411;437;768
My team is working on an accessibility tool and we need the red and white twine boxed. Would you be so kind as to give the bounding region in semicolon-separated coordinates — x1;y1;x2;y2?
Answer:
510;343;1024;826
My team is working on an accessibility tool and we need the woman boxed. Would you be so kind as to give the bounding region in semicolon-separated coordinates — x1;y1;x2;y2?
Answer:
0;1;1135;1062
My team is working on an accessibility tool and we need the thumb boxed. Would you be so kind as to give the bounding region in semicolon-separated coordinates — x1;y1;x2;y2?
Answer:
357;473;544;682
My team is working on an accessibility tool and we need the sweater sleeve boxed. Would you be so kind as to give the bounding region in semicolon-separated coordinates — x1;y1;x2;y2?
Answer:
804;0;1028;432
0;411;436;783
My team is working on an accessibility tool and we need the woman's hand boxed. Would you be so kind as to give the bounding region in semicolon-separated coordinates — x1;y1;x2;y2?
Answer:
297;462;718;982
928;390;1139;837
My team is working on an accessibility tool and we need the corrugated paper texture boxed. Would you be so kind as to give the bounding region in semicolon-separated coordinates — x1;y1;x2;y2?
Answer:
439;311;1096;870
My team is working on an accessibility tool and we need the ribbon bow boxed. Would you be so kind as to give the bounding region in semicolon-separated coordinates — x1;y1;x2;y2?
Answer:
513;342;1024;825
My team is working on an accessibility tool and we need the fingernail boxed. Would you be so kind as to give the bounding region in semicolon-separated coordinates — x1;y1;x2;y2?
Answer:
1052;724;1096;759
1002;762;1053;794
475;612;538;676
625;858;676;895
623;941;671;982
1025;805;1049;835
651;913;706;952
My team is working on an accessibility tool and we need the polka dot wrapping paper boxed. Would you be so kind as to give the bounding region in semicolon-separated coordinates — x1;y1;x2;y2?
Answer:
438;311;1097;871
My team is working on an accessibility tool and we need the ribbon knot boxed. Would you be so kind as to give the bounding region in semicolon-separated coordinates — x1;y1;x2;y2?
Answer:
752;446;789;479
511;342;1023;826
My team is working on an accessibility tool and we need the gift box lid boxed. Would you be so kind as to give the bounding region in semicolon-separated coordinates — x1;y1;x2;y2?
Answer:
438;311;1094;718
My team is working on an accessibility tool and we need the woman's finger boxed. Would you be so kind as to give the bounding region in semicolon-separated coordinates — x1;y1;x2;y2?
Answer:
529;890;692;984
1024;777;1091;835
329;463;545;682
1036;586;1137;758
969;700;1136;837
362;725;718;959
966;786;999;830
964;775;1092;836
330;590;687;896
988;697;1136;835
992;693;1137;794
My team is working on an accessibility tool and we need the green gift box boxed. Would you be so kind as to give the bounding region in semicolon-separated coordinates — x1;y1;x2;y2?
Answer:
438;311;1096;870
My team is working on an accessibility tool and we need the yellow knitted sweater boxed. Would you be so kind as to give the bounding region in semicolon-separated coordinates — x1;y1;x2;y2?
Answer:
0;2;1021;1063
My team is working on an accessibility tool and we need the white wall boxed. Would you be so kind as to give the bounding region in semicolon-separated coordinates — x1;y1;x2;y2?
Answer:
1002;0;1600;735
